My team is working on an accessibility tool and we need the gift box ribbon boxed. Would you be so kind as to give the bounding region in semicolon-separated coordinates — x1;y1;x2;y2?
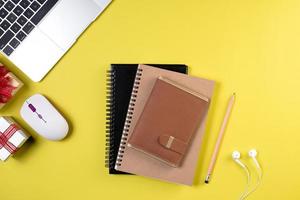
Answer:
0;124;19;154
0;66;16;104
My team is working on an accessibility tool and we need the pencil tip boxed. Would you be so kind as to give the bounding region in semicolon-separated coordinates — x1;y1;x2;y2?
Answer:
205;175;210;184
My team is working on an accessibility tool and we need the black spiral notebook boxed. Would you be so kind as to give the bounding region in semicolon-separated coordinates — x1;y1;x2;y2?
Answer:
105;64;188;174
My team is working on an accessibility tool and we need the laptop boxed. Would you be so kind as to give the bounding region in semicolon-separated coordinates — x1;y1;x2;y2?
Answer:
0;0;111;82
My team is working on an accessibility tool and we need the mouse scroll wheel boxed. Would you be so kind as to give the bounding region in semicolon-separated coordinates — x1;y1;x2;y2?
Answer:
28;104;36;112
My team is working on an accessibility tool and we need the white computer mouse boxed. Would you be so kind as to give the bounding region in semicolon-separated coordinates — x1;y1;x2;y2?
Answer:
20;94;69;141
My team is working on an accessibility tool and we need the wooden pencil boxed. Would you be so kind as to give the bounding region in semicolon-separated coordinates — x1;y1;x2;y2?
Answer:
205;93;235;184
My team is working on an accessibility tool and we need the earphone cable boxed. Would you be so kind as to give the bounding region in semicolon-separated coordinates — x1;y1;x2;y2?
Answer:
239;164;251;200
241;164;262;199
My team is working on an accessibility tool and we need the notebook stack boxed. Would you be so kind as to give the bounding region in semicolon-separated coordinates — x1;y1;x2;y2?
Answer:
105;64;215;185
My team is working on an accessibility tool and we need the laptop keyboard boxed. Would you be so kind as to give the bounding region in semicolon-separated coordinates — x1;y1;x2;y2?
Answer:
0;0;58;56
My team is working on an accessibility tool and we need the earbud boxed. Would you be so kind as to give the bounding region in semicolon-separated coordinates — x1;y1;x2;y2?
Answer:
248;149;261;169
248;149;257;158
232;150;241;159
232;151;246;168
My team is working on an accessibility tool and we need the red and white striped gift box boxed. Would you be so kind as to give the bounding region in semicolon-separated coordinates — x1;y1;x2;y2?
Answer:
0;117;30;161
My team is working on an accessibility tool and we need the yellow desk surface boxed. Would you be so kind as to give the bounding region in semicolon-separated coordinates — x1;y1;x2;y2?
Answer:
1;0;300;199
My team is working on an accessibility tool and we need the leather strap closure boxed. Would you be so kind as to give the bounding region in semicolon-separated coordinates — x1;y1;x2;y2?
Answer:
158;135;188;154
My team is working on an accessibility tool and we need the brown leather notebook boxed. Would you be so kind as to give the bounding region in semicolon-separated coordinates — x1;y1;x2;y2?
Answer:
115;64;215;185
128;77;209;167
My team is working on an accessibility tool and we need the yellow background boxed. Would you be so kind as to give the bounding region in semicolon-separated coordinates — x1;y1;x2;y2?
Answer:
1;0;300;199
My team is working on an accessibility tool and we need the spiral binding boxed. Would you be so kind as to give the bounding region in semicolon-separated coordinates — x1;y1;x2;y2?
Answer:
105;69;116;169
115;68;143;167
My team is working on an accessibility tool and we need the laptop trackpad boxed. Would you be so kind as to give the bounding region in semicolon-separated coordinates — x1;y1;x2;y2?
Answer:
9;28;64;82
38;0;101;49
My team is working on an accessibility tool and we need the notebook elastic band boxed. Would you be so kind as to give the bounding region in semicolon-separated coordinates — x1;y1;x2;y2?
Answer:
158;135;188;155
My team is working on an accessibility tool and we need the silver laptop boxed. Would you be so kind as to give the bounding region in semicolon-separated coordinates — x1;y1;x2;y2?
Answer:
0;0;111;82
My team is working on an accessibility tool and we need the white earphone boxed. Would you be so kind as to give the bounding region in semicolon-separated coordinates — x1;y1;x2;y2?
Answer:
232;150;246;168
248;149;261;169
232;150;251;200
232;149;262;200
